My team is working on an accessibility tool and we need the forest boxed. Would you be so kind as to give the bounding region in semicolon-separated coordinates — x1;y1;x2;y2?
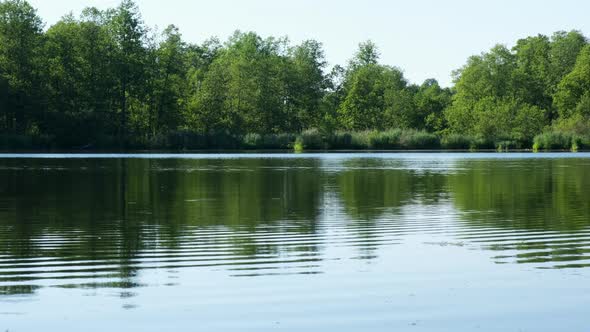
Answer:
1;0;589;151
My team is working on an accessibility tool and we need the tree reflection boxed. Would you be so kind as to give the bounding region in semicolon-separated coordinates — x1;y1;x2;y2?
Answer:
448;158;590;267
1;156;590;296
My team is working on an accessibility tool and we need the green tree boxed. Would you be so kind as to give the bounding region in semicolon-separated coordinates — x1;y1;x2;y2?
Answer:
186;59;230;133
554;45;590;120
415;79;453;132
286;40;328;130
2;0;590;151
549;31;587;90
383;83;416;129
512;34;552;110
0;0;45;134
43;7;121;147
107;0;148;144
349;40;380;68
188;31;294;134
184;38;224;132
45;15;89;145
78;7;119;137
151;25;188;135
338;41;408;130
446;44;548;144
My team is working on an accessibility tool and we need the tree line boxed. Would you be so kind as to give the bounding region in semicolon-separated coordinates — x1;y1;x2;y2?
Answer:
1;0;589;150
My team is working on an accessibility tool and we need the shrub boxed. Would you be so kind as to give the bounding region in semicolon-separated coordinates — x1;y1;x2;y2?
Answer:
441;134;473;150
262;133;294;149
399;130;440;149
533;132;573;150
299;129;324;150
571;135;590;151
166;131;206;150
242;133;295;149
326;131;353;149
368;129;402;149
495;140;517;152
293;137;304;153
350;131;372;149
242;133;263;149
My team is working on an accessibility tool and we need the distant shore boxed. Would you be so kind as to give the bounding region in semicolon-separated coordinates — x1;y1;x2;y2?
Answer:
2;1;590;159
1;128;585;154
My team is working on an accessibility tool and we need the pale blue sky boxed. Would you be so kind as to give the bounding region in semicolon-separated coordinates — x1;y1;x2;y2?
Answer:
29;0;589;86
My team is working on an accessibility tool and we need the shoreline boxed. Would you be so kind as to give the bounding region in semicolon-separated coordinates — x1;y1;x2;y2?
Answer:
0;149;587;155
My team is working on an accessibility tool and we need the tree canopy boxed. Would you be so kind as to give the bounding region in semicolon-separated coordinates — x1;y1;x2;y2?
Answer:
0;0;588;150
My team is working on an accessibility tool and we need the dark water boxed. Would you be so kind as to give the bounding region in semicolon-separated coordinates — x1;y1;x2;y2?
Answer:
1;153;589;331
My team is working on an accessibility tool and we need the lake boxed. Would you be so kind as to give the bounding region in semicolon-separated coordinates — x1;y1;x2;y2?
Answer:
1;153;589;331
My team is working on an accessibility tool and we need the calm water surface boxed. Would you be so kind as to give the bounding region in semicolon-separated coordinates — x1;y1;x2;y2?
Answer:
0;153;589;331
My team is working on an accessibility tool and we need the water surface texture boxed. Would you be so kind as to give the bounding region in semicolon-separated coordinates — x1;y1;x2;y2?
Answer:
1;153;589;331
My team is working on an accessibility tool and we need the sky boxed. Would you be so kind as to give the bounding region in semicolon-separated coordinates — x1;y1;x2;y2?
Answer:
28;0;590;87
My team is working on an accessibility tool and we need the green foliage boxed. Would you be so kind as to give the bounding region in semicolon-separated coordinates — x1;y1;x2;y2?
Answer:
416;79;453;132
554;45;590;119
399;130;440;149
241;133;295;150
298;129;324;150
260;134;295;149
366;129;400;149
441;134;474;150
0;1;588;151
533;131;574;150
293;138;304;153
242;133;263;149
446;96;546;146
324;131;354;149
298;129;440;150
571;139;579;152
446;32;588;150
496;141;517;152
553;113;590;136
0;0;45;135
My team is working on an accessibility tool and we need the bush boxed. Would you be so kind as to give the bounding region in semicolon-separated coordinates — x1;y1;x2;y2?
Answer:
368;129;402;149
161;131;242;150
495;140;518;152
441;135;494;151
570;135;590;152
293;137;304;153
533;132;573;151
571;137;580;152
324;129;441;150
350;131;372;149
325;131;353;149
242;133;263;149
261;133;295;149
166;131;207;150
399;130;440;149
441;134;473;150
298;129;324;150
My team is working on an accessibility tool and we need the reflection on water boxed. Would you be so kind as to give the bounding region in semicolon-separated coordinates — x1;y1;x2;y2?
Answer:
449;158;590;268
1;153;590;329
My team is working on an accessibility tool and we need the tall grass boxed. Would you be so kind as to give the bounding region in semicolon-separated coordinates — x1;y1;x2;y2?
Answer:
533;132;573;151
440;134;497;150
298;129;325;149
242;133;295;149
399;130;440;149
441;134;472;150
368;129;402;149
9;129;587;152
296;129;440;150
532;131;590;152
